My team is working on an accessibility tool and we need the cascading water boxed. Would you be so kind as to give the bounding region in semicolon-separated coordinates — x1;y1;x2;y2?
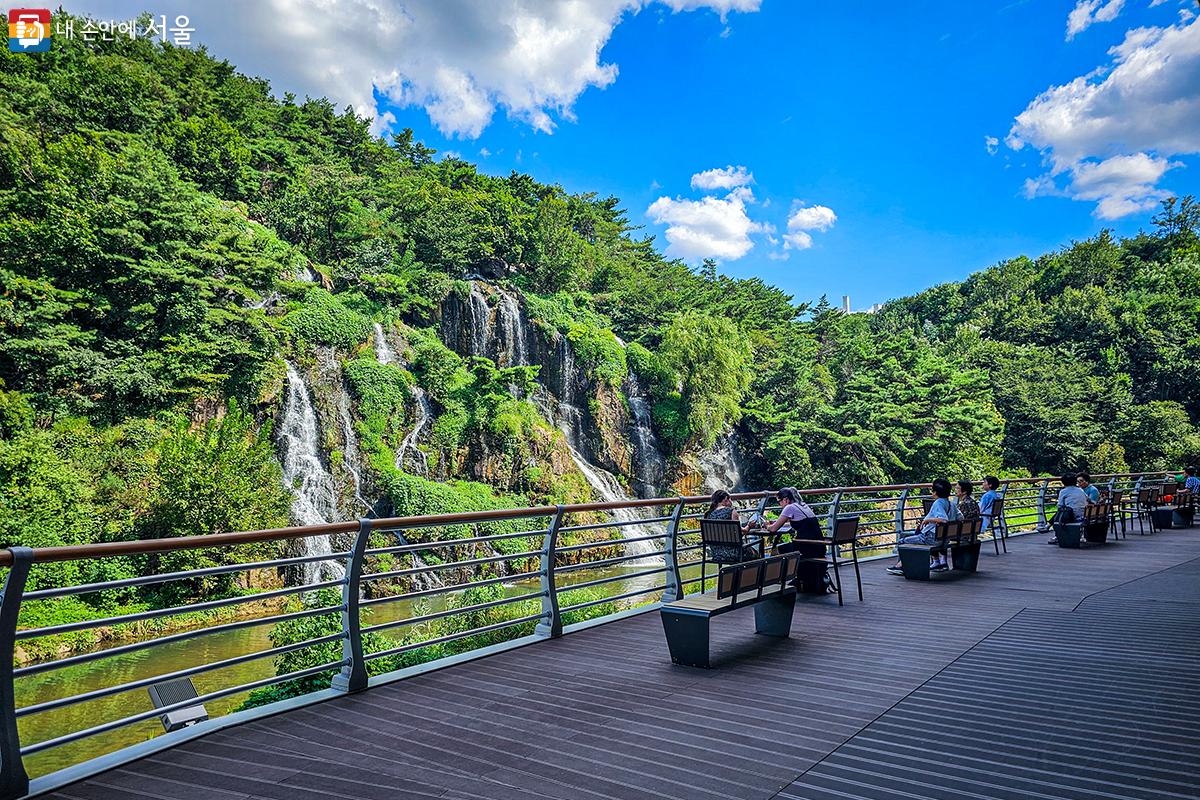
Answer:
626;372;666;498
375;322;432;475
277;362;345;583
466;283;492;357
560;441;661;565
397;391;432;475
535;331;662;565
373;322;394;365
494;286;528;367
697;430;745;494
335;384;372;518
246;291;281;310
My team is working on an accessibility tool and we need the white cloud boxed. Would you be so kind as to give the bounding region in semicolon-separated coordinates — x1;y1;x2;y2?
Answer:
1020;153;1179;219
1008;15;1200;217
71;0;758;139
782;230;813;250
985;135;1000;155
690;165;754;190
1068;153;1179;218
1065;0;1125;40
786;204;837;234
646;189;765;261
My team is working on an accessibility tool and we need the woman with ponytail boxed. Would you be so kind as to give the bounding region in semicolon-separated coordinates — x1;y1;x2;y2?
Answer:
764;487;829;593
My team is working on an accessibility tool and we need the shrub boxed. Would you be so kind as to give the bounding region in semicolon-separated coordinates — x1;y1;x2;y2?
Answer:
282;288;371;349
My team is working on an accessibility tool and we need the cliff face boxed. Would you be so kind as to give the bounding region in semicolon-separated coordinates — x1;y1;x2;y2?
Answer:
273;279;748;547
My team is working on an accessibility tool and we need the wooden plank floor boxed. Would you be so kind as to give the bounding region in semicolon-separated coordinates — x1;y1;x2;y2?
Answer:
40;529;1200;800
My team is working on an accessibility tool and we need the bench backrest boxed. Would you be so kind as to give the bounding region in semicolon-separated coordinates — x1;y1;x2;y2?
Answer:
700;518;743;547
934;517;982;546
716;553;800;603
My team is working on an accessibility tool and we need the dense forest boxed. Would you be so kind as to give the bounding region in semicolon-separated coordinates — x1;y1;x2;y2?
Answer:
2;15;1199;650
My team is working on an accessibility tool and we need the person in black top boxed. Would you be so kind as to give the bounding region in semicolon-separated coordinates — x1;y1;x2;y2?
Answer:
704;489;757;562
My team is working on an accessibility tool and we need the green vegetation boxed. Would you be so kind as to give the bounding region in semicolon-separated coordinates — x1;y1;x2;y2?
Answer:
1;15;1198;704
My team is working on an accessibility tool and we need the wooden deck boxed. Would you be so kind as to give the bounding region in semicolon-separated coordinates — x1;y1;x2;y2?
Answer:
40;529;1200;800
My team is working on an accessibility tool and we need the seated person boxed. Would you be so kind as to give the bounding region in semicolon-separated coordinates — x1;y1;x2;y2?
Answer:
703;489;758;562
1048;472;1089;544
1185;466;1199;495
888;478;959;575
954;480;981;520
762;487;825;591
759;487;821;541
978;476;1000;533
1077;472;1100;504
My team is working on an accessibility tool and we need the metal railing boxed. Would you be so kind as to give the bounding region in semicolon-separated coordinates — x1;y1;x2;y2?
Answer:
0;470;1170;798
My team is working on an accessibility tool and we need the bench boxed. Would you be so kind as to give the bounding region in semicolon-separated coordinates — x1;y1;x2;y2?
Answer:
660;553;801;668
1054;502;1113;547
897;518;983;580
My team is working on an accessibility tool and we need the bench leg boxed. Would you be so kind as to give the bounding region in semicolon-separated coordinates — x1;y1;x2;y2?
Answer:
951;542;981;572
898;548;930;581
660;609;710;668
754;592;796;637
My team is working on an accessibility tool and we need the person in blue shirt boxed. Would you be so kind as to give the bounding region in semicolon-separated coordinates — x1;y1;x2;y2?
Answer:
888;478;959;574
1048;472;1089;544
1185;466;1199;494
1077;472;1101;504
978;476;1001;534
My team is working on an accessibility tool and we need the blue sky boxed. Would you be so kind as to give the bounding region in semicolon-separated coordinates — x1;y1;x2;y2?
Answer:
74;0;1200;308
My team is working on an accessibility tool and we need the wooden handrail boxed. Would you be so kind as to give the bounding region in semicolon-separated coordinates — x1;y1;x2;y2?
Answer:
0;472;1168;567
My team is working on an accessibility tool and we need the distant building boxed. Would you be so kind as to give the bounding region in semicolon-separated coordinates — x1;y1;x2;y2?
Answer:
841;295;851;314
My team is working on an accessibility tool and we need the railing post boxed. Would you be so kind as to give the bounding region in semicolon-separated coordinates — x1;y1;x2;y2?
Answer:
825;491;843;535
1036;477;1052;530
754;493;770;520
825;491;843;558
0;548;32;800
893;488;910;536
535;506;566;639
661;498;686;603
332;519;371;694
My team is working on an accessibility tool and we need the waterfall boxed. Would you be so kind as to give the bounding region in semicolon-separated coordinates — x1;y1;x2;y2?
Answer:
626;372;666;498
535;330;661;565
335;385;372;517
277;363;345;583
373;322;395;365
561;440;661;566
397;389;432;475
467;283;491;357
494;286;528;367
295;265;317;283
374;323;432;475
246;291;281;310
697;431;745;494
